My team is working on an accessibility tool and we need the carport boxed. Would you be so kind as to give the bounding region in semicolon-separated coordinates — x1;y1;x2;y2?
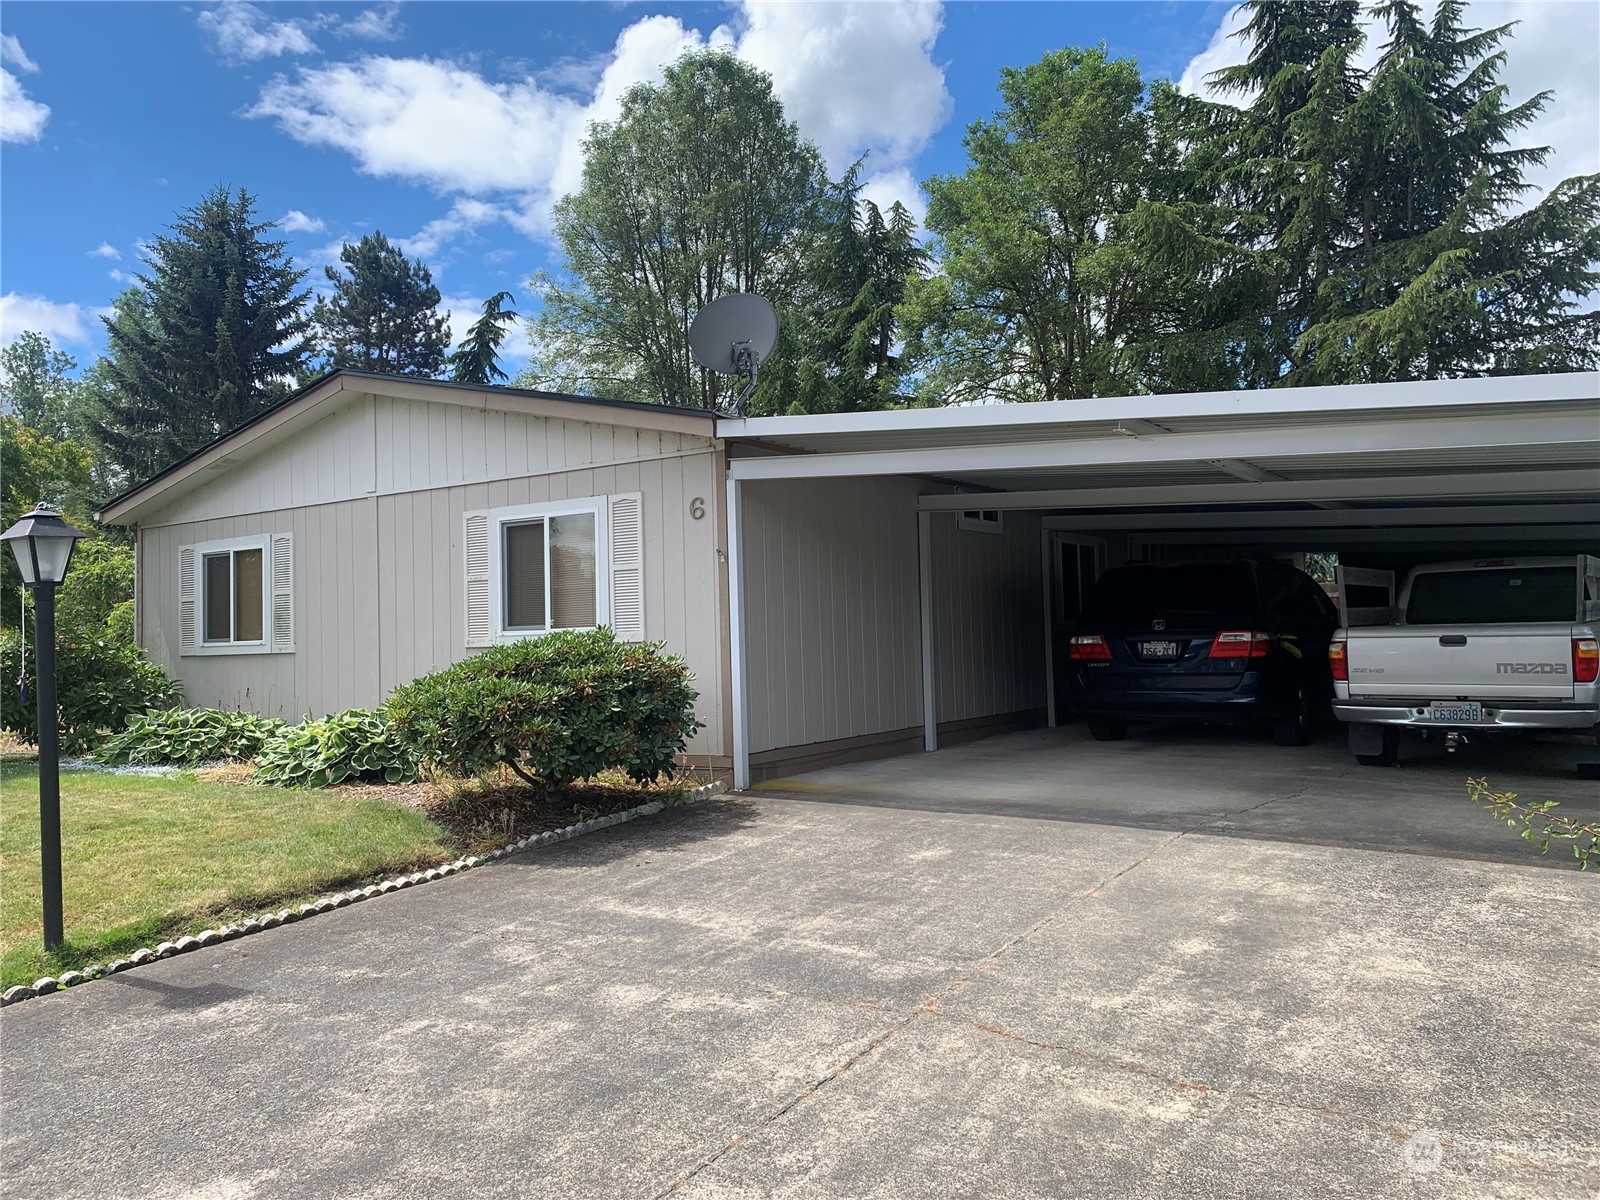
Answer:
720;371;1600;790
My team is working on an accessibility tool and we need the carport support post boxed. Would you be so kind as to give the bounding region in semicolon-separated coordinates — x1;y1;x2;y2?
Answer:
919;509;937;752
727;475;750;791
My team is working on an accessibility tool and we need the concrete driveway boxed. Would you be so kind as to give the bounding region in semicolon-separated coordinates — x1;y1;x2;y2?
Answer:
4;728;1598;1199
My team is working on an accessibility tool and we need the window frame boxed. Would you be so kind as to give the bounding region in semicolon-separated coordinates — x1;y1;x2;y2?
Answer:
957;509;1003;535
191;535;273;656
488;496;611;642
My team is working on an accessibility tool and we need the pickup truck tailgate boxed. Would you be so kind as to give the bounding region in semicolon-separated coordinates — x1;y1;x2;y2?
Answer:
1346;623;1576;700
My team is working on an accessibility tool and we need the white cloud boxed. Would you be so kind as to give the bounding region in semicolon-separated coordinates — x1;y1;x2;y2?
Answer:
1;33;40;73
735;1;951;173
397;198;507;259
199;3;318;63
89;242;121;259
330;4;404;42
108;268;137;285
0;294;93;347
1;61;50;143
247;1;950;240
279;209;327;233
1178;2;1599;205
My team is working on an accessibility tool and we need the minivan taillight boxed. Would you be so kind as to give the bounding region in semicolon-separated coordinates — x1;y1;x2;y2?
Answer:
1575;638;1599;684
1209;631;1275;659
1329;639;1348;682
1070;634;1112;661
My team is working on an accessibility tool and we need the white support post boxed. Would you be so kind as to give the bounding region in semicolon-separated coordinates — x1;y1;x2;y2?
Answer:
726;476;750;792
919;509;937;753
1041;529;1057;728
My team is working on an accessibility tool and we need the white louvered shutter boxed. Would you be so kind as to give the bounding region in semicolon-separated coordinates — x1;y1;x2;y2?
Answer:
270;534;294;652
608;493;645;642
464;511;493;647
178;545;197;656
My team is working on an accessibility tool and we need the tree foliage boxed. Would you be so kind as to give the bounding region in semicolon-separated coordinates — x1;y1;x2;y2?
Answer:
447;291;518;385
94;187;314;480
313;231;450;377
530;52;828;411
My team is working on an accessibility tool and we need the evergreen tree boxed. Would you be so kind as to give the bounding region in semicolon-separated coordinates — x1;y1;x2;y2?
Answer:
95;187;313;480
448;291;518;385
312;232;451;376
795;165;927;412
531;51;827;411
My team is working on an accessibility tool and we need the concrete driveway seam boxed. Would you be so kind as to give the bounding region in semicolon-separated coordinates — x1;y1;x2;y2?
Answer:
0;780;728;1009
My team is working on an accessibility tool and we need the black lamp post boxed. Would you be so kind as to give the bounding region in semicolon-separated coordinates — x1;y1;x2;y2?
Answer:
2;503;84;950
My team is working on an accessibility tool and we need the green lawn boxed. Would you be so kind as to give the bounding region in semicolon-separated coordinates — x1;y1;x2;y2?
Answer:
0;763;456;988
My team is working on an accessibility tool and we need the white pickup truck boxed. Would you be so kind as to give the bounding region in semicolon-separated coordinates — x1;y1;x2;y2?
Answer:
1330;556;1600;770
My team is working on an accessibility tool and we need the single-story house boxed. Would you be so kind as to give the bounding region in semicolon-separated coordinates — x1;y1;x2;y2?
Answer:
98;369;1600;789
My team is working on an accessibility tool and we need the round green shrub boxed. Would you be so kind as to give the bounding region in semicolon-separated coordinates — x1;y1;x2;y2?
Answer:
385;628;702;789
254;709;421;788
0;627;178;756
98;707;286;767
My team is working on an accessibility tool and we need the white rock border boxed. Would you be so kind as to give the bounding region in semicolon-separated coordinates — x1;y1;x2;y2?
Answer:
0;780;727;1009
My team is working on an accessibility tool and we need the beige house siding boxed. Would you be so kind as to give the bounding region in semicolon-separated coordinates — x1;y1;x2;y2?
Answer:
930;509;1047;724
740;478;1046;761
135;390;726;755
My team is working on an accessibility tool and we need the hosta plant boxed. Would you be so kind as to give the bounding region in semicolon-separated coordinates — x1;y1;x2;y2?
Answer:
98;707;285;767
254;709;422;788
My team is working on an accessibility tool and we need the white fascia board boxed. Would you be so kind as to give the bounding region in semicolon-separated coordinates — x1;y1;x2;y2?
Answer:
1039;503;1600;531
916;468;1600;512
716;372;1599;441
728;411;1599;483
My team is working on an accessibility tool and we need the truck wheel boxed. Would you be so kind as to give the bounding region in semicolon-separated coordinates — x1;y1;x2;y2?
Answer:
1352;725;1400;767
1271;688;1313;747
1087;717;1129;742
1577;762;1600;781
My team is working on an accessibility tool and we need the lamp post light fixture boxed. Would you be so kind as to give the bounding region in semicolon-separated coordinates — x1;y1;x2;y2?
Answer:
2;503;85;950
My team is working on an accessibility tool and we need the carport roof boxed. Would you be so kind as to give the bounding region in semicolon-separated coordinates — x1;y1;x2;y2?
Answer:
718;372;1600;512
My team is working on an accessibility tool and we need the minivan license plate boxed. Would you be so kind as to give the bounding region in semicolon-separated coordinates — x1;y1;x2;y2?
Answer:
1427;702;1482;723
1141;640;1179;658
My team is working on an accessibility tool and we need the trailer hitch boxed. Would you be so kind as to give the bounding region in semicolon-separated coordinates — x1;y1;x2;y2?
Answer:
1445;730;1469;753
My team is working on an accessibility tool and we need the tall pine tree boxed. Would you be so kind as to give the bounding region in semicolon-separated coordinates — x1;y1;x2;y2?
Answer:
447;291;518;385
95;187;313;480
313;232;451;377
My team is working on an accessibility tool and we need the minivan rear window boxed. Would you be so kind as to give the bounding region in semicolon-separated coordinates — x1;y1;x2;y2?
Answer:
1405;566;1573;625
1082;564;1259;625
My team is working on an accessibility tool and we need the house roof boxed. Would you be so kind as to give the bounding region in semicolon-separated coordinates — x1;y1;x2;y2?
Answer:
96;370;716;525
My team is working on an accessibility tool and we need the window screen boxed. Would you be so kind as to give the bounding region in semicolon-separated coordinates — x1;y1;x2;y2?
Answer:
204;554;231;642
234;548;264;642
550;512;596;629
504;520;547;630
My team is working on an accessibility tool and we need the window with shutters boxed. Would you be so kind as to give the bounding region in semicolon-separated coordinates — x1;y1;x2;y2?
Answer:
469;494;644;645
182;535;288;655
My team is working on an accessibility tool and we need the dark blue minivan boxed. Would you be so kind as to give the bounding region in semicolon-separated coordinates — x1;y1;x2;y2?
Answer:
1066;559;1339;745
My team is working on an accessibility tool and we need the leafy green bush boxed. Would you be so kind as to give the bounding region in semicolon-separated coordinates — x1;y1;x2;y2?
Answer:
0;627;177;755
254;709;422;788
386;628;702;789
98;707;285;767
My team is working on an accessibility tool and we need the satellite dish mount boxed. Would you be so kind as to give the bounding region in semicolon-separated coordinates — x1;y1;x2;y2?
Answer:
688;293;779;417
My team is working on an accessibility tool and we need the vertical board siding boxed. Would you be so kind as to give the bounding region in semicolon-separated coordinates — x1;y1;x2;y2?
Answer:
741;477;925;754
931;511;1047;723
139;392;724;756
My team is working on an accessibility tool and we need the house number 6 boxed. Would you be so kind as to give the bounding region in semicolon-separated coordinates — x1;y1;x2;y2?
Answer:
689;497;706;520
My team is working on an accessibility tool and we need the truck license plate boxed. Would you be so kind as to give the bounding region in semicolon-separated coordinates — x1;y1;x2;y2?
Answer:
1141;640;1178;658
1427;702;1483;723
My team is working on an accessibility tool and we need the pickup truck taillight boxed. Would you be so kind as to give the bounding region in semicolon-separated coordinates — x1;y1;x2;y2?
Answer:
1575;638;1600;684
1209;631;1275;659
1069;634;1112;661
1329;639;1348;682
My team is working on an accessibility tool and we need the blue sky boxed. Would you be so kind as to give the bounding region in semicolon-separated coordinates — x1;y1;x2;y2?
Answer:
2;1;1595;374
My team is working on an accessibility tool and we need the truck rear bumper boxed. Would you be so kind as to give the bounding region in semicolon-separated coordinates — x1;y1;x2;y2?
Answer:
1333;701;1599;730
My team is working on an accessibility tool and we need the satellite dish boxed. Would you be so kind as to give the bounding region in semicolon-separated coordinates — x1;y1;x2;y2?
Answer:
688;293;779;416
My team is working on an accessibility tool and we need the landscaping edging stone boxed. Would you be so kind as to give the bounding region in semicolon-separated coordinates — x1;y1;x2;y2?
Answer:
0;780;727;1009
